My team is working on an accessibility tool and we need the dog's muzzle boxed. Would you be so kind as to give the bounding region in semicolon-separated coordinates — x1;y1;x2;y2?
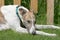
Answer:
32;31;36;35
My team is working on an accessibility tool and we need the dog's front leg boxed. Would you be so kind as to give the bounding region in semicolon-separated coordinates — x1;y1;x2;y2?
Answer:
35;24;60;29
15;25;56;36
36;30;56;36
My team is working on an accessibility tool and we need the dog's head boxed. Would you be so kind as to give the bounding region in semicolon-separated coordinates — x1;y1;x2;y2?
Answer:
18;6;36;35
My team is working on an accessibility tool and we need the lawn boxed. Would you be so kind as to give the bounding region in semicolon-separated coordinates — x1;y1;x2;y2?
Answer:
0;29;60;40
0;0;60;40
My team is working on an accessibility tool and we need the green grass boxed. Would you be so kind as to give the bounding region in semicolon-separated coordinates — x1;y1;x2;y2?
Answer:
0;29;60;40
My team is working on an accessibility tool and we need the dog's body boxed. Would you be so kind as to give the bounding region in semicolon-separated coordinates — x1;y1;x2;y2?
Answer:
0;5;60;36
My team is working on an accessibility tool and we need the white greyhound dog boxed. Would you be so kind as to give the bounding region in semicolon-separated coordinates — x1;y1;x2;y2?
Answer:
0;5;60;36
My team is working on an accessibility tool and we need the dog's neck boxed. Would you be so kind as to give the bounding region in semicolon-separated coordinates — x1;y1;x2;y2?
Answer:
16;6;23;21
16;6;26;28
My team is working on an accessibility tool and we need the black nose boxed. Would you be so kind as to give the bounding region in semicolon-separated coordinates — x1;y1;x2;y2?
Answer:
32;31;36;35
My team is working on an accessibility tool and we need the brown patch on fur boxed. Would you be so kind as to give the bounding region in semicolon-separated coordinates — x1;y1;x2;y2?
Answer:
23;11;35;21
0;11;6;24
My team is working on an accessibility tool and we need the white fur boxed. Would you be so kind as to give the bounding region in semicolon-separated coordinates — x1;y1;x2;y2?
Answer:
29;20;35;34
36;31;56;36
0;5;60;36
35;24;60;29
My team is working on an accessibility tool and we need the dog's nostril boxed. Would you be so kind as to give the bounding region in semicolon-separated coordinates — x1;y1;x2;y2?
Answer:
32;31;36;35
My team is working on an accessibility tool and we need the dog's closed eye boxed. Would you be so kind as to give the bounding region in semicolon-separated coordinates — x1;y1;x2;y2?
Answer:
27;20;31;23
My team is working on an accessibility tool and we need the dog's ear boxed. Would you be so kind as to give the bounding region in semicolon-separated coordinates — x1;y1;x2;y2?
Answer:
19;8;27;16
29;9;35;14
